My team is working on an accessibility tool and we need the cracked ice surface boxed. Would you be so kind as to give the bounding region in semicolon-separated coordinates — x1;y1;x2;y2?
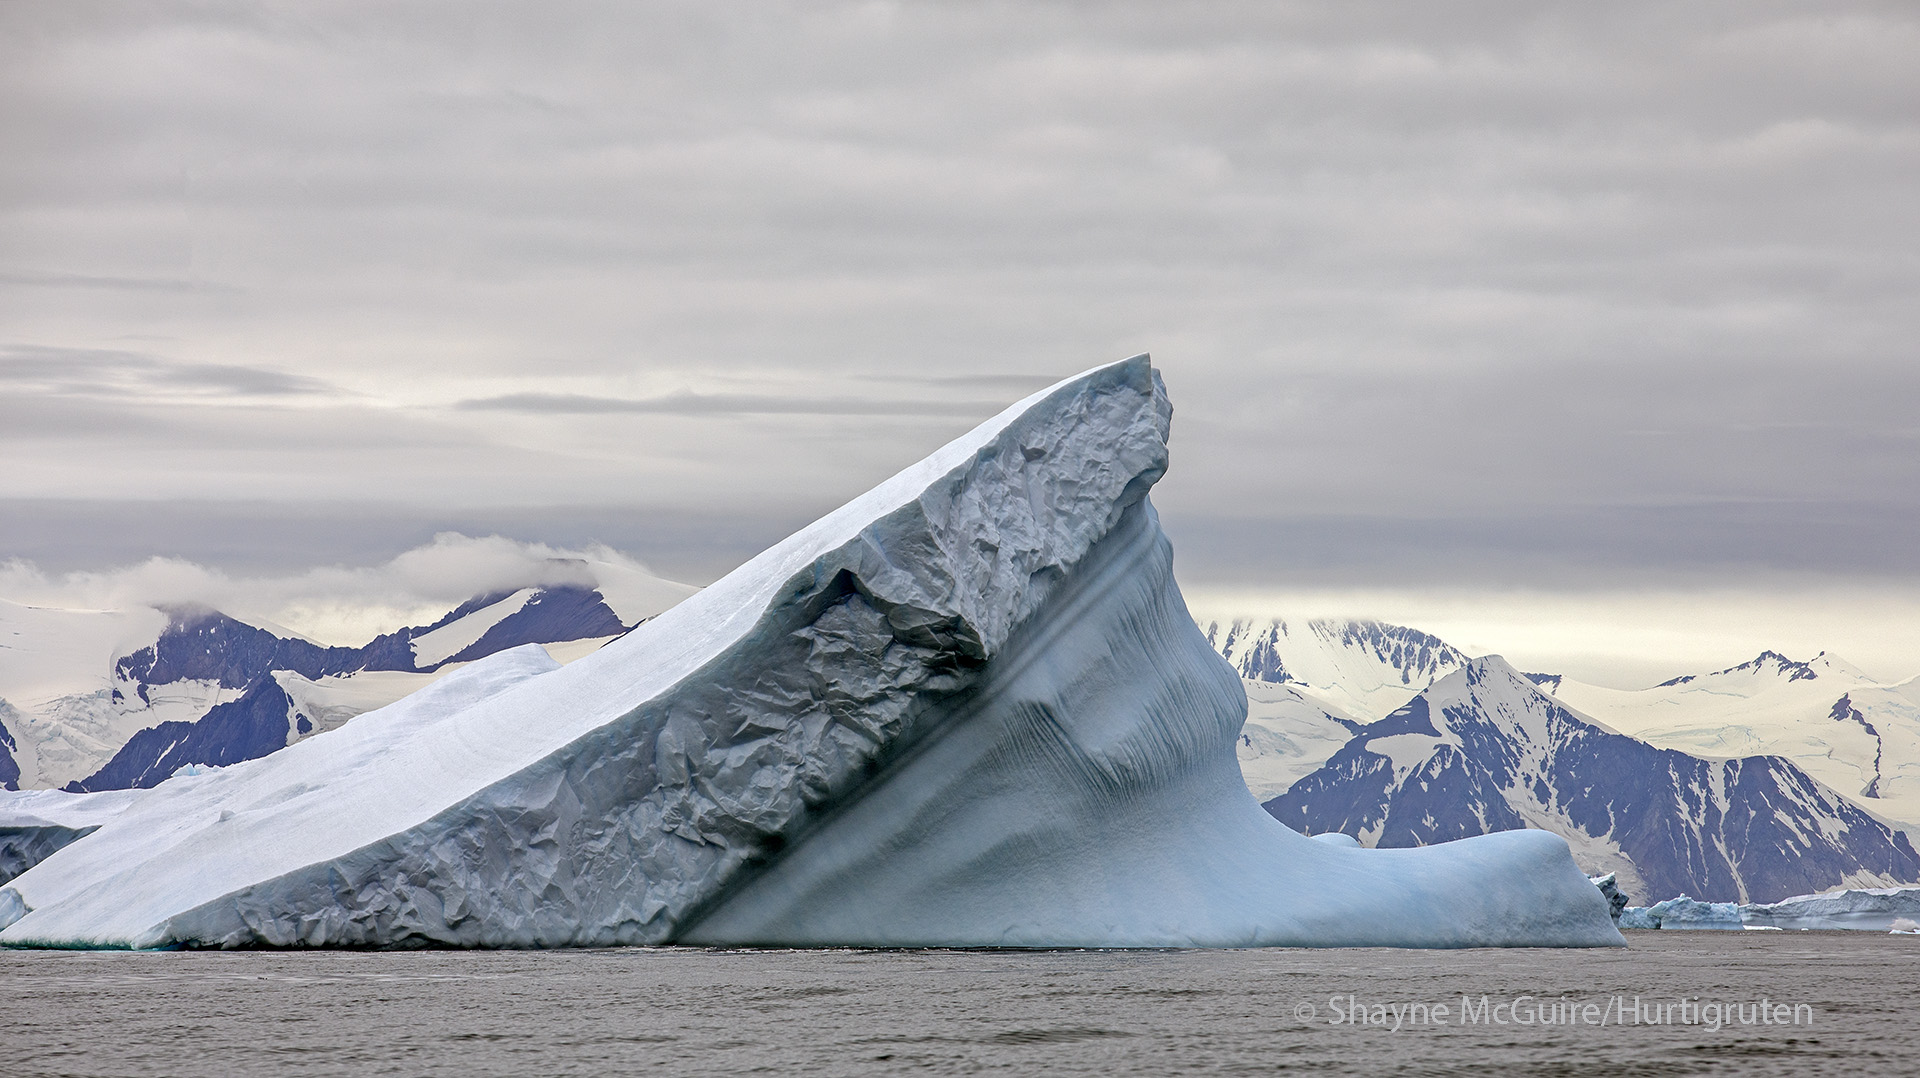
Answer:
0;356;1619;948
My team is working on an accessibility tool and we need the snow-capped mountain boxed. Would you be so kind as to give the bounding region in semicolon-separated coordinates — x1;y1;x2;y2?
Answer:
1203;618;1466;800
1205;618;1469;721
0;598;175;792
0;566;696;792
1548;652;1920;831
1234;681;1362;801
1263;656;1920;904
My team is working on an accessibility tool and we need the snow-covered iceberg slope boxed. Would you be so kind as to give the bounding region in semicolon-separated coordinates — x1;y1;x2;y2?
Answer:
0;357;1619;949
0;786;142;885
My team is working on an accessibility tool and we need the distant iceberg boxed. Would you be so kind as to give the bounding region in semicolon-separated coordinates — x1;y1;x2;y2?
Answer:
1621;885;1920;931
1618;896;1744;930
0;357;1620;949
1743;886;1920;932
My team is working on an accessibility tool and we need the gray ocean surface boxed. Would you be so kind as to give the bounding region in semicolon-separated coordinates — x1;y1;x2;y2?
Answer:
5;932;1914;1076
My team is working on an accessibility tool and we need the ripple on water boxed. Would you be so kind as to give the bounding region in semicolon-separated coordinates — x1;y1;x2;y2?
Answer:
3;933;1917;1076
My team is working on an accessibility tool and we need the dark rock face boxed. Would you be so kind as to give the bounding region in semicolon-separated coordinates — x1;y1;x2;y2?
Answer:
115;610;364;698
80;585;633;792
1207;618;1468;689
1264;658;1920;904
437;587;626;667
1657;650;1825;688
67;679;300;792
0;712;19;791
0;710;19;795
115;586;628;695
1830;694;1885;799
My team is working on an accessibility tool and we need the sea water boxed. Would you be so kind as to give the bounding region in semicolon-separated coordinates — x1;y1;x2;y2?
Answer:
4;932;1912;1075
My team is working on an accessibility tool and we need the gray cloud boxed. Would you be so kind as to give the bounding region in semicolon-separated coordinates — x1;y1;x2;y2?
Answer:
1;344;337;398
855;373;1064;392
0;270;241;293
1;1;1916;597
456;389;1009;417
0;497;799;586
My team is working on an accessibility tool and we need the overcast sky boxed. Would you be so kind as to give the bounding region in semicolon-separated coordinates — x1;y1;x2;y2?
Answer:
4;2;1917;683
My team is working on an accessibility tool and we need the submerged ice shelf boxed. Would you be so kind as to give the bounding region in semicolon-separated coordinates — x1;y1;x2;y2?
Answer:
0;357;1619;949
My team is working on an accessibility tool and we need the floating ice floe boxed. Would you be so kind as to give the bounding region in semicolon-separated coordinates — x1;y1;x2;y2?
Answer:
1618;896;1744;930
0;357;1621;949
1622;885;1920;931
1744;886;1920;932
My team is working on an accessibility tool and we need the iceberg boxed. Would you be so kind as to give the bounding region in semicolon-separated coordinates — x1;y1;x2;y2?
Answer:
0;357;1620;949
1589;873;1629;923
1743;886;1920;932
0;787;142;885
1618;896;1745;930
1;817;95;887
1619;885;1920;930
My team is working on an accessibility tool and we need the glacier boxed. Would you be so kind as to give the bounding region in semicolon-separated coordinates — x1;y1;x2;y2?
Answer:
0;356;1619;949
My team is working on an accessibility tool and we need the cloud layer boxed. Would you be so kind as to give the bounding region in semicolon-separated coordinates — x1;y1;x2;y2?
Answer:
3;1;1916;607
0;532;688;645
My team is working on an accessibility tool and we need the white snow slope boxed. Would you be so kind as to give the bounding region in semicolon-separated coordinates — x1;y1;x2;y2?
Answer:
1552;653;1920;831
0;600;194;790
1200;618;1468;801
407;589;539;668
0;357;1618;949
1206;618;1470;723
1233;681;1359;801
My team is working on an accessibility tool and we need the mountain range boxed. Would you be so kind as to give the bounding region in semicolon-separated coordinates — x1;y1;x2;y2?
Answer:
1207;616;1920;904
7;581;1917;906
0;562;695;793
1548;653;1920;835
1204;618;1467;799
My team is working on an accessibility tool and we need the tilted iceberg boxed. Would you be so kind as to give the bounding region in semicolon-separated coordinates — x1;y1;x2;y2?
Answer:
0;787;141;886
0;357;1620;949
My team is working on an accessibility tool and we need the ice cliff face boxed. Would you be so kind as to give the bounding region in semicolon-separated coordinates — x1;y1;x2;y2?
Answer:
0;357;1619;949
